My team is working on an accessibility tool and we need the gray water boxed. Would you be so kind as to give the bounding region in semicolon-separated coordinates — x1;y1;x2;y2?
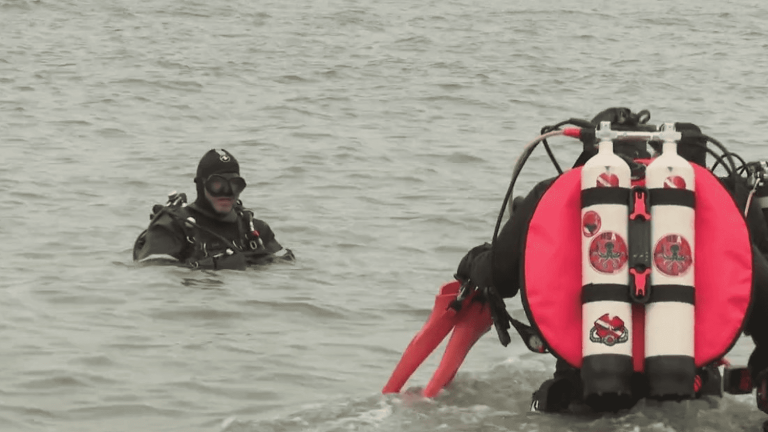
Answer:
2;0;768;431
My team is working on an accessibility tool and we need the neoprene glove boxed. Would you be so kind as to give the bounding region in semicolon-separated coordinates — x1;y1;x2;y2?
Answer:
455;242;495;289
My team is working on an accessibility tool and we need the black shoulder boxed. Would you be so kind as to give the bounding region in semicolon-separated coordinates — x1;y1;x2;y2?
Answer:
251;218;284;253
250;218;273;238
133;207;191;262
492;177;557;298
150;207;190;236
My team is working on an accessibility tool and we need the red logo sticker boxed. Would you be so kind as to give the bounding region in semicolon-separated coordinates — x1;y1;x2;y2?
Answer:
597;172;619;188
653;234;693;276
582;211;601;237
589;313;629;346
589;232;628;274
664;175;687;189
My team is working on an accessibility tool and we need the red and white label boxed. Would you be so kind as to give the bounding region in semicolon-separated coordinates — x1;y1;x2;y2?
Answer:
663;176;687;189
653;234;693;276
582;211;601;238
597;172;620;188
589;232;628;274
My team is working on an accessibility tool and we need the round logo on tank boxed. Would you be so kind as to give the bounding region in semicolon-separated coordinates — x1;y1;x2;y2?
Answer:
597;172;619;188
589;231;628;274
582;210;601;238
664;175;687;189
653;234;693;276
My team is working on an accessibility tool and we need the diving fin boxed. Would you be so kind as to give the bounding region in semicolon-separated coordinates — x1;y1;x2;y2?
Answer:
383;280;492;397
422;298;492;397
382;281;462;394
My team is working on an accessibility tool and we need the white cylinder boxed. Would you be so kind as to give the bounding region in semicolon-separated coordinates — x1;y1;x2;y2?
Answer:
645;139;696;398
580;139;633;398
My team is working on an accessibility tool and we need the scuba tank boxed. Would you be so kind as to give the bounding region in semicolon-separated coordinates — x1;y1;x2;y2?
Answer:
644;123;697;399
580;121;634;405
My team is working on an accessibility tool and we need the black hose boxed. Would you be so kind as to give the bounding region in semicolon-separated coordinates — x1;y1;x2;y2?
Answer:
541;139;563;175
492;131;563;245
702;134;740;184
711;151;748;177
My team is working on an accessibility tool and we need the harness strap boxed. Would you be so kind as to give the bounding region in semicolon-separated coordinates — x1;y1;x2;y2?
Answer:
160;208;242;254
238;208;265;251
467;284;549;354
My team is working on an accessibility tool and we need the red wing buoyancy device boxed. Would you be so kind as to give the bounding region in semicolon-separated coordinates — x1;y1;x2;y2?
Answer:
524;121;752;403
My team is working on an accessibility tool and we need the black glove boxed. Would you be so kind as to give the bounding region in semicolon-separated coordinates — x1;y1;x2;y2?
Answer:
455;242;494;289
456;243;508;344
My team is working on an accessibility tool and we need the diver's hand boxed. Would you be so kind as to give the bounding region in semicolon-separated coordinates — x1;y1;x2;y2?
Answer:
454;243;494;289
279;248;295;261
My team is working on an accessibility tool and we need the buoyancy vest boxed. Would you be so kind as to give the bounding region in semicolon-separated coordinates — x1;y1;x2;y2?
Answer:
520;159;753;393
133;195;276;269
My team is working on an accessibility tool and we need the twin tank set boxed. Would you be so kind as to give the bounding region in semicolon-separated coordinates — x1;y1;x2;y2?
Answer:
580;121;696;400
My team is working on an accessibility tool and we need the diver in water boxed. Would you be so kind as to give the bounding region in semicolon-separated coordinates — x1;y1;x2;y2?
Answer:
133;148;294;270
383;108;768;424
452;108;768;414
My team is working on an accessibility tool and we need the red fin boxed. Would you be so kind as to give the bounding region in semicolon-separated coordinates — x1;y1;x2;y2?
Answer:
382;281;462;394
422;298;493;397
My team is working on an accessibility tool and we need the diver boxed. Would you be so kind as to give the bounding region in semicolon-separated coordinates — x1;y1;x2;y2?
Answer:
383;108;768;423
133;148;294;270
454;107;768;413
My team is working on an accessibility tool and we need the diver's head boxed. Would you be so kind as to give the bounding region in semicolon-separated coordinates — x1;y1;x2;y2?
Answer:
591;107;652;160
614;141;651;160
648;122;707;167
194;149;246;215
572;108;706;168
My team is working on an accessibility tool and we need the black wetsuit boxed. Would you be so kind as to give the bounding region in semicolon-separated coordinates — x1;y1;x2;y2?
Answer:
133;197;289;270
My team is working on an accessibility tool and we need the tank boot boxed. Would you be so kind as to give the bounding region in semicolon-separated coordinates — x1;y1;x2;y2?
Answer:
584;393;635;412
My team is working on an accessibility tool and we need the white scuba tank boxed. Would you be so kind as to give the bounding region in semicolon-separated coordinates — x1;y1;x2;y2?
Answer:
580;121;634;400
644;123;696;398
